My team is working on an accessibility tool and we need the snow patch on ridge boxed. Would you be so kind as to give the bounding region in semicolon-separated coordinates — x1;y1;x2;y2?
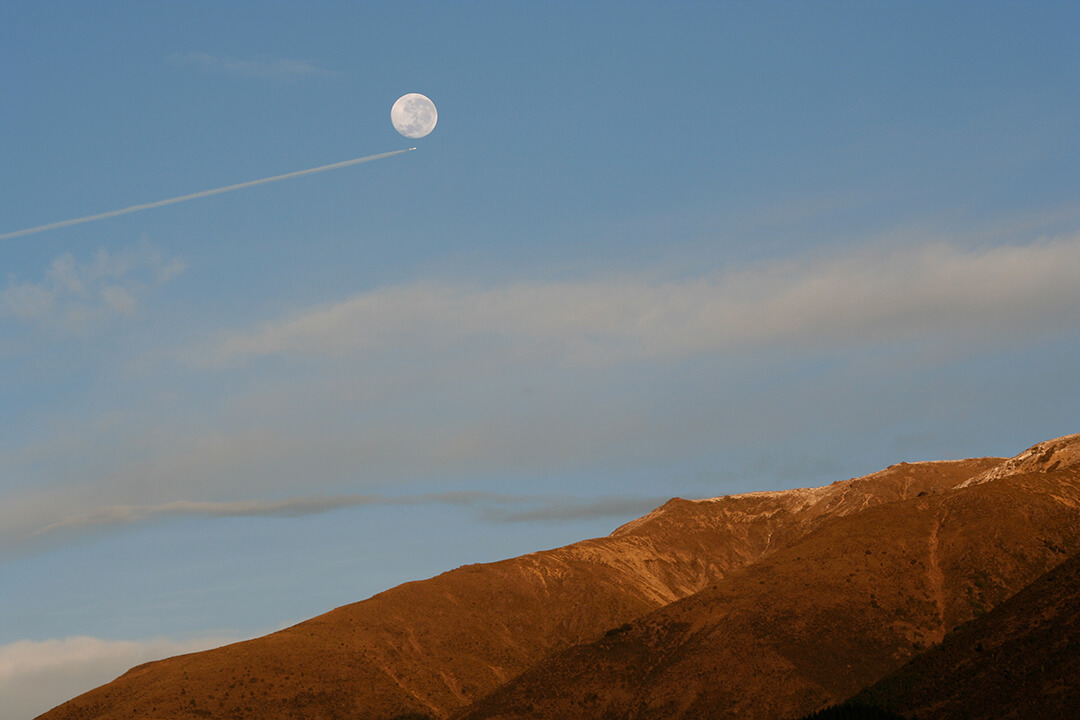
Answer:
959;434;1080;489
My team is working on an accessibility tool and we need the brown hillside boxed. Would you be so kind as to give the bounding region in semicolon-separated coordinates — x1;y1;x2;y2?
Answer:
851;548;1080;719
37;455;1000;720
460;435;1080;720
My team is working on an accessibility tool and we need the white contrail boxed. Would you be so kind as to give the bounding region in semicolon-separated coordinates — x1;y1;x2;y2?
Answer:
0;147;416;241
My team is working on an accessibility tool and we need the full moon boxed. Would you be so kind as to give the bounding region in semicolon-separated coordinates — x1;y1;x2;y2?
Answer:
391;93;438;139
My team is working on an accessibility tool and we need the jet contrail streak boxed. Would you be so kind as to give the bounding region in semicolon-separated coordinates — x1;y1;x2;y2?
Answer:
1;147;416;241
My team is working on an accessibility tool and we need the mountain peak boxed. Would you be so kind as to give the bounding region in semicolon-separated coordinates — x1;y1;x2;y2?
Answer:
960;433;1080;488
38;436;1080;720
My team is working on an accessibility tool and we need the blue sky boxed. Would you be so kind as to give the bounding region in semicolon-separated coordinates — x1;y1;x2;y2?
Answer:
2;2;1079;716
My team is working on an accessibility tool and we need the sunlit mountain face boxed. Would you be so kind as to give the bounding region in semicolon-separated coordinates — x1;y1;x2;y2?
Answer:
39;435;1080;720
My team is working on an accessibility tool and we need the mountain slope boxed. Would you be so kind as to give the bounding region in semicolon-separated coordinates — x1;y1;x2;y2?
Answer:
850;548;1080;719
42;457;992;720
460;436;1080;720
38;439;1080;720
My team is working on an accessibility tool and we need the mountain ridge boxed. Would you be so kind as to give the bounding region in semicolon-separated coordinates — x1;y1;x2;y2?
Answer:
459;437;1080;719
37;436;1080;720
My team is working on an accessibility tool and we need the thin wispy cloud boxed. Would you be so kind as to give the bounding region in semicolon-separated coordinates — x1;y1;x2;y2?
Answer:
481;497;667;524
207;234;1080;367
169;52;331;80
1;246;186;331
15;492;669;550
29;492;484;537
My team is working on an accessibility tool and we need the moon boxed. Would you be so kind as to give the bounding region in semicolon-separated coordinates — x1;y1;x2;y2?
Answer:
391;93;438;139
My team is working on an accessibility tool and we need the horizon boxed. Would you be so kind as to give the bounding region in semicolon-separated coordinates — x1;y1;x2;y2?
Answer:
3;3;1079;718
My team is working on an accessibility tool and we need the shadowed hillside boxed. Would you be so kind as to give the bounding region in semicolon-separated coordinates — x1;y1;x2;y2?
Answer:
797;705;908;720
850;548;1080;719
37;436;1080;720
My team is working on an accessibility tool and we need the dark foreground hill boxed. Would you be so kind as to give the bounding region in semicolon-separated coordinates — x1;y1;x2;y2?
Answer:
38;435;1080;720
848;548;1080;720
